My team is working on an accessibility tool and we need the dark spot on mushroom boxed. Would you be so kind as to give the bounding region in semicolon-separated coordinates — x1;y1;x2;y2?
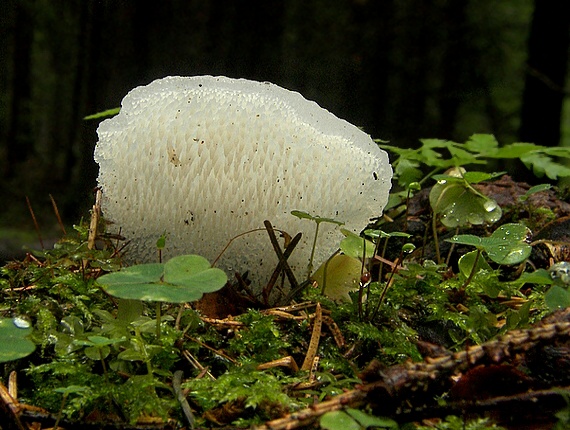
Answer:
198;84;202;87
373;172;378;180
184;219;189;225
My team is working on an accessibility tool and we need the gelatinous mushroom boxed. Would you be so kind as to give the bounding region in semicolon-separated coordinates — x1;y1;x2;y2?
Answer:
94;76;392;287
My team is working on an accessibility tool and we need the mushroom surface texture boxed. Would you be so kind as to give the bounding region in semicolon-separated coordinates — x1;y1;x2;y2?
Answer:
94;76;392;290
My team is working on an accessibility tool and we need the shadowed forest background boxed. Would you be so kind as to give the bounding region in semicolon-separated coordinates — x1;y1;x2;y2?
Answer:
0;0;569;258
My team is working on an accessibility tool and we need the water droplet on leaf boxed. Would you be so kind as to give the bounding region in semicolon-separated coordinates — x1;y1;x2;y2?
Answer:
13;316;31;329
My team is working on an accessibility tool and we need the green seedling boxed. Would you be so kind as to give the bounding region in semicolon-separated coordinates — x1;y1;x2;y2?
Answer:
518;183;552;202
364;229;412;276
53;386;92;429
97;254;227;338
0;317;35;363
429;168;503;264
73;335;126;379
74;335;125;361
448;223;532;289
291;210;344;279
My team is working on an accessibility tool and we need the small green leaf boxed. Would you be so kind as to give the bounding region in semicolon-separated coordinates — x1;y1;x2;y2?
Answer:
118;348;146;361
448;234;484;248
164;255;227;292
345;408;398;429
290;210;314;220
364;229;411;240
462;171;505;184
291;210;344;226
491;142;541;158
85;345;110;360
407;181;422;192
464;134;499;154
320;411;362;430
312;255;363;302
395;158;423;186
83;107;121;120
485;223;532;265
515;269;552;286
0;317;36;363
519;184;552;202
521;152;570;179
545;285;570;311
340;230;375;259
458;250;492;278
156;233;167;249
98;263;164;288
449;223;531;266
54;386;91;395
430;178;502;228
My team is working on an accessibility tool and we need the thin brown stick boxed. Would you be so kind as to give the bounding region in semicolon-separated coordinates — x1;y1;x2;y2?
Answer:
301;302;322;371
88;188;102;251
263;220;301;304
25;196;44;249
49;194;67;236
0;379;26;430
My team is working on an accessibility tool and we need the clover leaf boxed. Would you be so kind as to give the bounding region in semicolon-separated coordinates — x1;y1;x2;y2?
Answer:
97;254;227;303
448;223;532;265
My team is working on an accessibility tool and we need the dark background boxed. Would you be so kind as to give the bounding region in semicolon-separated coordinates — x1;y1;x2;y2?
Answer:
1;0;569;240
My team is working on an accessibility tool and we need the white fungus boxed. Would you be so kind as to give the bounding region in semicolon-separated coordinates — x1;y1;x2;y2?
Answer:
94;76;392;288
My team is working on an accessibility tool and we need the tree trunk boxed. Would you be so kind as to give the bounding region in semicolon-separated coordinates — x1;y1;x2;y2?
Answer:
519;1;570;147
4;1;34;179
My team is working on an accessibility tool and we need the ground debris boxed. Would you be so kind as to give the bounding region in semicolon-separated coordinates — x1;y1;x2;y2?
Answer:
256;308;570;429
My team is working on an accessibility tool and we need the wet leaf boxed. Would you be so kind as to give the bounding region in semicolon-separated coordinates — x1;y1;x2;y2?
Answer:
0;317;36;363
449;223;531;265
430;178;502;228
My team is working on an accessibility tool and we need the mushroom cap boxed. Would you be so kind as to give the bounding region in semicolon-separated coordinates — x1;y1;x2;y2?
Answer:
95;76;392;288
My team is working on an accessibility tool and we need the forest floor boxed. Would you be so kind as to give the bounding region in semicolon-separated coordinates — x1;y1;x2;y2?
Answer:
1;174;570;430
